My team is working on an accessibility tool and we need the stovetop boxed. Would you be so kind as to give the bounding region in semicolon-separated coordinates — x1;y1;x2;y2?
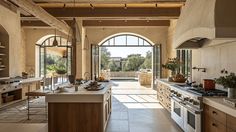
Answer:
187;88;227;96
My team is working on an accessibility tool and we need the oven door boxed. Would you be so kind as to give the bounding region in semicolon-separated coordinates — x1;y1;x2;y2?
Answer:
184;105;201;132
171;97;185;130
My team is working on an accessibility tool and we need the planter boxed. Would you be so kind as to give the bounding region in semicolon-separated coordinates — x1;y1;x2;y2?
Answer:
228;88;236;99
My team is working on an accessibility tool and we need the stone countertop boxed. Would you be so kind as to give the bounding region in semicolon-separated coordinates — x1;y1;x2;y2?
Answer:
45;82;112;103
203;97;236;118
20;77;42;84
156;78;185;86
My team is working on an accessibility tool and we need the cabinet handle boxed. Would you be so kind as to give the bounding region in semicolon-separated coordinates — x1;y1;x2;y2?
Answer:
212;111;217;115
212;123;217;127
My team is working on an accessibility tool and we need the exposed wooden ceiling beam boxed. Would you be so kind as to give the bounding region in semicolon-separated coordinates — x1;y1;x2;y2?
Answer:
21;20;73;27
33;0;186;4
83;20;170;26
9;0;70;34
21;20;170;27
0;0;17;13
42;7;181;18
35;2;184;8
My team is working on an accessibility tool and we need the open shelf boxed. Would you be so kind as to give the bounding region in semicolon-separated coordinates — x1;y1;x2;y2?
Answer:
0;65;5;68
0;53;5;56
0;45;5;49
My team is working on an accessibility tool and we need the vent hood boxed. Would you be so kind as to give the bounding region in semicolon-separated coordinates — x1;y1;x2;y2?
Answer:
174;0;236;49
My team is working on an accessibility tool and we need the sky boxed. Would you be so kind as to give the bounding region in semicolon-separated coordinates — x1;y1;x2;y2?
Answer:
106;47;152;58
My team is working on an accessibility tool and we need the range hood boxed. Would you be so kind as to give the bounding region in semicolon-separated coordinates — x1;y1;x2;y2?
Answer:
174;0;236;49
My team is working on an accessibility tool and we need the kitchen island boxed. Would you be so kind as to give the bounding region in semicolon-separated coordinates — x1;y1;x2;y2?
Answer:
45;82;112;132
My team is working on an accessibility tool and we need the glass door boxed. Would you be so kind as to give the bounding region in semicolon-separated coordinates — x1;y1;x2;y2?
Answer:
91;44;99;80
152;44;161;89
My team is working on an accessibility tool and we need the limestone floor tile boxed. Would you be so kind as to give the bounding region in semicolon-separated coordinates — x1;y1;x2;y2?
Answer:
106;120;129;132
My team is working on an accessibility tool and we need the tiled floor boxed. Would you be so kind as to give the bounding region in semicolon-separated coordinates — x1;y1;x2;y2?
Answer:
106;80;182;132
0;80;182;132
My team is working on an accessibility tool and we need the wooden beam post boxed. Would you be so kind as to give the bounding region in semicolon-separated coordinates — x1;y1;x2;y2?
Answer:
10;0;70;35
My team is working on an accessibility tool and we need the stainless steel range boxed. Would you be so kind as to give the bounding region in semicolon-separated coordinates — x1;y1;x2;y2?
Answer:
0;78;22;93
170;84;227;132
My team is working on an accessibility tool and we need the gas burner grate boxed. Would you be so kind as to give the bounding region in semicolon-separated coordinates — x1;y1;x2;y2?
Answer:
187;88;227;96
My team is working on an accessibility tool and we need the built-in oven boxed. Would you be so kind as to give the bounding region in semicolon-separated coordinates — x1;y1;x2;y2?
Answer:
171;96;185;130
184;104;202;132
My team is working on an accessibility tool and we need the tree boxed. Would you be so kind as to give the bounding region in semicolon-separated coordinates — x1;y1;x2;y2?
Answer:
141;51;152;69
123;54;145;71
108;60;121;71
101;47;111;70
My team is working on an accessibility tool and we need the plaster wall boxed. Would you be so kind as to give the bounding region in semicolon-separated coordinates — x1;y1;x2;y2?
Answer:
192;42;236;85
0;5;24;77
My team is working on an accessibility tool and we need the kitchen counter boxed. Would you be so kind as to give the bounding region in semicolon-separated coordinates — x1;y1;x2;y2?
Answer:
156;79;185;86
20;77;42;84
46;82;112;132
46;83;111;103
203;97;236;118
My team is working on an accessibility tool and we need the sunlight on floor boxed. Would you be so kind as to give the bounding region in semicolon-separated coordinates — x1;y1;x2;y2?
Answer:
112;80;162;109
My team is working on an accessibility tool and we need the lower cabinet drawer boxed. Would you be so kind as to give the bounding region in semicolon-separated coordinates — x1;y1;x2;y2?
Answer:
227;128;236;132
227;114;236;131
204;104;226;125
204;115;227;132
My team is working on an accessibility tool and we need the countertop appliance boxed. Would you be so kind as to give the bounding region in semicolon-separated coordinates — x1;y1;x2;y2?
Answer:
170;84;227;132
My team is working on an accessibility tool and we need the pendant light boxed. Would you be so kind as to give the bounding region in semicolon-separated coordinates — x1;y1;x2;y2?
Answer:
53;29;58;47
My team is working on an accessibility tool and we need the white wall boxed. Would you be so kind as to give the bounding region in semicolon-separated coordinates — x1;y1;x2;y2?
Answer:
192;42;236;84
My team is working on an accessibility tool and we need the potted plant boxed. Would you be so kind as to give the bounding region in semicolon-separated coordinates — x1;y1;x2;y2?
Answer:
162;58;185;82
215;70;236;99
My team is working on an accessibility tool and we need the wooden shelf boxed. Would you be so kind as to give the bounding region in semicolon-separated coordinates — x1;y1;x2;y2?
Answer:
0;65;5;68
1;99;22;108
0;46;5;49
0;53;5;56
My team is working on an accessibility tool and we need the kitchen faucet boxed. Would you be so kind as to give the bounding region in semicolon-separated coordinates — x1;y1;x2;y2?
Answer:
84;72;90;81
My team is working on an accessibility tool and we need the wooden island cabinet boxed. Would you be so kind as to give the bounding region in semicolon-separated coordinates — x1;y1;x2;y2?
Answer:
46;83;112;132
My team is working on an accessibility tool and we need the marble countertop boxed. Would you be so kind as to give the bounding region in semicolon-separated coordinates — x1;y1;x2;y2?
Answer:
20;77;42;84
45;82;111;103
203;97;236;118
156;78;185;86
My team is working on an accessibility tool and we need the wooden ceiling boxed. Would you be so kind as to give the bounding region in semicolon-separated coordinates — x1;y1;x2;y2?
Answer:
14;0;186;27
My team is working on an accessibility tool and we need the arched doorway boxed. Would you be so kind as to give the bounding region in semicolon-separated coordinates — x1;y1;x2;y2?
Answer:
35;35;72;78
91;33;161;89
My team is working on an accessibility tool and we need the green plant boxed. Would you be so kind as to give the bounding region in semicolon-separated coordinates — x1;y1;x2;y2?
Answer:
162;58;181;75
215;70;236;88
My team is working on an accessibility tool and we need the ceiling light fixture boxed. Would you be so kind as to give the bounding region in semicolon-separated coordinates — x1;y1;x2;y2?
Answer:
53;29;58;47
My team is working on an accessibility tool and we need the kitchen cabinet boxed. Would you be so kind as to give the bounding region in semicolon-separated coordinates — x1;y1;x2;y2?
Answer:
47;83;112;132
157;80;171;112
204;104;236;132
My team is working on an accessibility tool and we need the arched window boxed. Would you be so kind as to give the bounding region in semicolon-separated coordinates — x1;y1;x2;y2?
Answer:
35;36;72;77
100;34;152;47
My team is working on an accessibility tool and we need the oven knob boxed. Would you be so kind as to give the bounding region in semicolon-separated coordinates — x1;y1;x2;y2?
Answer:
189;99;194;103
184;97;189;101
193;101;199;105
177;93;181;97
